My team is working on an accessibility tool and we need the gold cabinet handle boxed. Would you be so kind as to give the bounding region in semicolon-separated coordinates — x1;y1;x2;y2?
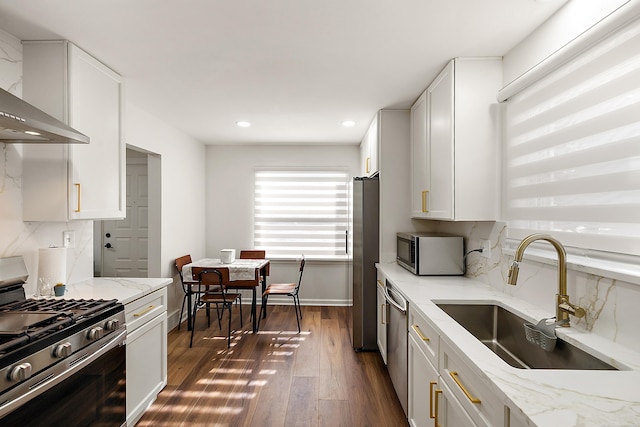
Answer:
134;305;155;317
74;183;81;212
377;280;384;287
434;388;443;427
429;381;437;419
412;324;430;342
449;371;481;404
366;157;371;173
421;190;429;212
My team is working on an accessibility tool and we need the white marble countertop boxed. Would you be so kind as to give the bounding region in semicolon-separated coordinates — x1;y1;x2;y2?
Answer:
377;262;640;427
53;277;172;305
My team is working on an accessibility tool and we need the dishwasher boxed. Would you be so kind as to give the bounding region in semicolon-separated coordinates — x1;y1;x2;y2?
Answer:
384;281;408;416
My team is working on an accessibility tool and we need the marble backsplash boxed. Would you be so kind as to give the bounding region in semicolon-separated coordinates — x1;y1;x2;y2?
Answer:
0;29;93;295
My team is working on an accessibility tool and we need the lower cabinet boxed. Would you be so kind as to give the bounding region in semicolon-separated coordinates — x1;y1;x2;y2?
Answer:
409;322;474;427
125;287;168;425
408;304;516;427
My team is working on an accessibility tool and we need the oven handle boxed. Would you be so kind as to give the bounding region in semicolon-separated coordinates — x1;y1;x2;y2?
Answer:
0;328;126;418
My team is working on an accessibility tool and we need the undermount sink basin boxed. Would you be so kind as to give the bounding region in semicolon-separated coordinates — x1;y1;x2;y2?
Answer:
436;303;617;370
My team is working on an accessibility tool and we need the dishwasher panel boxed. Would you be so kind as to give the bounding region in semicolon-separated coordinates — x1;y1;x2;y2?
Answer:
385;282;408;416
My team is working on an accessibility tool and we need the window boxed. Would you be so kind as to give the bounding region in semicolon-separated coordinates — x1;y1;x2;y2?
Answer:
254;170;350;259
503;17;640;257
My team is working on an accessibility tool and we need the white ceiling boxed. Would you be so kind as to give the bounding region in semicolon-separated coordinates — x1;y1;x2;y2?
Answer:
0;0;567;145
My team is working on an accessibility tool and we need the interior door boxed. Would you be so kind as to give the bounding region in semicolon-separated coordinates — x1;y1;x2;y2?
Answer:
102;158;148;277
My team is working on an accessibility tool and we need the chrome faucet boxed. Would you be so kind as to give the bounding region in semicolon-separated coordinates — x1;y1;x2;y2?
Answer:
507;233;585;326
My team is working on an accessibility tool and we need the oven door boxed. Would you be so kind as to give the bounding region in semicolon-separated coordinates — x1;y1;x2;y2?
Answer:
0;329;126;427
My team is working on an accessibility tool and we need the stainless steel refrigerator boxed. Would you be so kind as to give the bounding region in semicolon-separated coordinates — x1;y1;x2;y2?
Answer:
352;175;379;351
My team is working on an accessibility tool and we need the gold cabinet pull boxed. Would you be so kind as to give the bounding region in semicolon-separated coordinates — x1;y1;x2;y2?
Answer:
366;157;371;173
74;183;81;212
429;381;437;419
421;190;429;212
434;388;443;427
134;305;155;317
377;280;384;287
412;324;430;342
449;371;481;404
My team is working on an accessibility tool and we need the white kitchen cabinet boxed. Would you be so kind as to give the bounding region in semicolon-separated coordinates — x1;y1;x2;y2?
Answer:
359;114;379;177
409;315;474;427
440;338;503;427
125;287;168;426
376;275;388;364
410;90;428;218
411;57;502;221
22;40;125;221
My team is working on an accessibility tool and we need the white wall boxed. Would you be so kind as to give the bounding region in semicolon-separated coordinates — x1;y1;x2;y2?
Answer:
205;144;359;305
0;27;207;329
123;103;206;326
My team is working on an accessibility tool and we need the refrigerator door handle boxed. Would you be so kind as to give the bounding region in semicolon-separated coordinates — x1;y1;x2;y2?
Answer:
345;229;348;254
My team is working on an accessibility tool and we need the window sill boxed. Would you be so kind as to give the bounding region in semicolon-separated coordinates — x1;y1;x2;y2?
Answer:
503;239;640;287
267;256;349;263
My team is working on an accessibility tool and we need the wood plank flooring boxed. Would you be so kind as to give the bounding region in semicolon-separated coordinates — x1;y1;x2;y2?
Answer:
137;305;407;427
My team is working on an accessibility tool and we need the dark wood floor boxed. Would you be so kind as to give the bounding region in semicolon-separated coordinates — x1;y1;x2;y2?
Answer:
137;305;407;427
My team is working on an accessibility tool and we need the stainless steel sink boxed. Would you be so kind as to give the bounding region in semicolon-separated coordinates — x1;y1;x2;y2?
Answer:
436;303;617;370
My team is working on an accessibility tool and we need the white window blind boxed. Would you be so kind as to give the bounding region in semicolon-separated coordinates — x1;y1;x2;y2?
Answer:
254;170;349;259
504;17;640;257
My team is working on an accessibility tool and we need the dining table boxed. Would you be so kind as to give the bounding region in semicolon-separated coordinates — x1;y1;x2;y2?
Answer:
182;258;270;333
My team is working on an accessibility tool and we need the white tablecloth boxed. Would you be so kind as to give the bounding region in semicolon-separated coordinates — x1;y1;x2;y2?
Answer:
183;258;266;282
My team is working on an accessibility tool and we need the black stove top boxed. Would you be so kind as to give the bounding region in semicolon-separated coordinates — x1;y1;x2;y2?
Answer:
0;298;121;358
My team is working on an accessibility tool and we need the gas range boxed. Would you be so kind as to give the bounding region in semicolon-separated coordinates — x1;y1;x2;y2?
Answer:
0;298;125;396
0;256;126;425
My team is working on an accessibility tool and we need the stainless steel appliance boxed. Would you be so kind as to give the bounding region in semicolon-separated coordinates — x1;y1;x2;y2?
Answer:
384;281;408;416
0;256;126;426
352;176;379;351
0;87;89;144
396;232;464;275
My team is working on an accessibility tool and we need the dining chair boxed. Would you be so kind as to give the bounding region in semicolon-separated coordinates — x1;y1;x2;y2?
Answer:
189;267;243;348
257;255;305;333
175;255;197;330
237;249;267;321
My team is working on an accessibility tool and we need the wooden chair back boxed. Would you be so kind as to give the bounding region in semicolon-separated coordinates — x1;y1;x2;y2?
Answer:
239;250;266;259
175;254;193;281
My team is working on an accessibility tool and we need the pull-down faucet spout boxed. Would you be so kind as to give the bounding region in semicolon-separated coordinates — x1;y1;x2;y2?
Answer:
507;234;585;326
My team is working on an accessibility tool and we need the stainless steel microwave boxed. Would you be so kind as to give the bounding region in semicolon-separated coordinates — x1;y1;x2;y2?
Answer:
396;232;464;275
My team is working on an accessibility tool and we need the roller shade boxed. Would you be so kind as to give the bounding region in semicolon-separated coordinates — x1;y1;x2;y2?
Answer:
504;17;640;256
254;170;350;259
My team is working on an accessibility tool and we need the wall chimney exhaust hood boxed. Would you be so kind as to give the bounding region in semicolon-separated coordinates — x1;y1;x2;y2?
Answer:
0;88;89;144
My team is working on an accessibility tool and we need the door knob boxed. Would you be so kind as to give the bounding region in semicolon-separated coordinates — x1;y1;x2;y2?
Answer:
104;243;114;249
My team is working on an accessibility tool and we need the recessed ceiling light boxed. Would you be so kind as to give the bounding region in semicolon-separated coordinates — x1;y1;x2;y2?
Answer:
341;120;355;127
236;121;251;128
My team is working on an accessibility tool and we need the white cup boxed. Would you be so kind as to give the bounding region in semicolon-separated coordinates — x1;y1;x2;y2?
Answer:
220;249;236;264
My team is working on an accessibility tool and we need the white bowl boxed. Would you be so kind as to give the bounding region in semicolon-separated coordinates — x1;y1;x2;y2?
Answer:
220;249;236;264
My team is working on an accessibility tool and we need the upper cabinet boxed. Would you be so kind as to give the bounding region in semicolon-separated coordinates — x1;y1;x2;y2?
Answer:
22;41;125;221
411;58;502;221
359;115;378;177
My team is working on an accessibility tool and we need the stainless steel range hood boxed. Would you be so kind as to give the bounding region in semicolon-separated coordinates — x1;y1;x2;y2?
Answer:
0;88;89;144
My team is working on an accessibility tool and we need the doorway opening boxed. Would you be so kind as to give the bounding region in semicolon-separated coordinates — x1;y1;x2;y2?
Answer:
94;146;161;277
